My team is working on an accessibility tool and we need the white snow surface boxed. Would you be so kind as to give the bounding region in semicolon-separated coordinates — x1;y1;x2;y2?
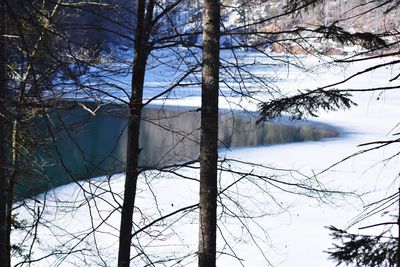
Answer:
12;52;400;266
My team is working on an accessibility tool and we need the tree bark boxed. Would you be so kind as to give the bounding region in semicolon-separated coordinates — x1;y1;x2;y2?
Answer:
198;0;220;266
6;119;18;267
118;0;154;266
0;0;10;265
397;187;400;267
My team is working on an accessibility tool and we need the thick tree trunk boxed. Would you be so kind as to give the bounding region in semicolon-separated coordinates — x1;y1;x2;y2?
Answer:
198;0;220;266
118;0;153;266
0;0;10;266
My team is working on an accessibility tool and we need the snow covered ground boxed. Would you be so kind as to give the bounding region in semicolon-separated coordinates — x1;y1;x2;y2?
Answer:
11;52;400;266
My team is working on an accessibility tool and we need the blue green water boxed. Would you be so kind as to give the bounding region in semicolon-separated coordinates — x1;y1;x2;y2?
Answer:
16;103;338;197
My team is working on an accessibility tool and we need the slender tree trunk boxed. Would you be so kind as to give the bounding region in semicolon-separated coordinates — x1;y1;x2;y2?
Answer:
118;0;154;266
198;0;220;266
6;119;18;267
397;187;400;267
0;0;10;265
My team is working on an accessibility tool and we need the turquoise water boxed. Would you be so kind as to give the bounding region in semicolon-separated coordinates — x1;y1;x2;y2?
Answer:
16;103;338;197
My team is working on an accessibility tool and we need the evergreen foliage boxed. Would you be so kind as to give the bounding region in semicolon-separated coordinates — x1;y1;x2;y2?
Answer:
327;226;397;267
315;25;387;49
258;90;356;121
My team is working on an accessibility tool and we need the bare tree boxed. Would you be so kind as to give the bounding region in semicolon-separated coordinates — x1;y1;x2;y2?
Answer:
0;0;10;266
198;0;220;266
117;0;154;264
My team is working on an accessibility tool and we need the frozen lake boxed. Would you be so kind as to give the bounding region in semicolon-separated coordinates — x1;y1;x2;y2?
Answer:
11;52;400;266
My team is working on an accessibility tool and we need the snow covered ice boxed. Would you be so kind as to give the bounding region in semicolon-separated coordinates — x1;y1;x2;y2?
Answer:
11;52;400;266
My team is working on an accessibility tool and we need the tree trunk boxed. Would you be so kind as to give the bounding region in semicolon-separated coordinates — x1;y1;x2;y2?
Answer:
198;0;220;266
6;119;18;267
118;0;154;266
0;0;10;265
397;187;400;267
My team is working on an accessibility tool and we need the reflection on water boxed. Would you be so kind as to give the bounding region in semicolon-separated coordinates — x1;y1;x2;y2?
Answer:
18;103;338;197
